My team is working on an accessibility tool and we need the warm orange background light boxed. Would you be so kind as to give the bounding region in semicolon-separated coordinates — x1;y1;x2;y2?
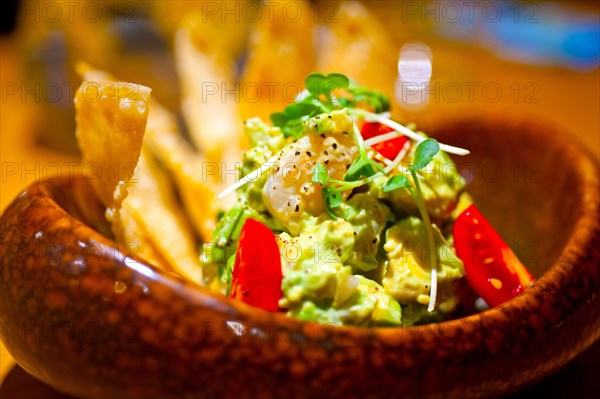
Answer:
1;0;599;395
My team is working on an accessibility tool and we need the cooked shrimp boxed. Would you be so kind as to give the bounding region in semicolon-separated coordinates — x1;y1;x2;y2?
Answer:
262;111;358;234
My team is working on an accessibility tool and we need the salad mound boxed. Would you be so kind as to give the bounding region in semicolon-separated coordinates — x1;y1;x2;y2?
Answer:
202;73;534;327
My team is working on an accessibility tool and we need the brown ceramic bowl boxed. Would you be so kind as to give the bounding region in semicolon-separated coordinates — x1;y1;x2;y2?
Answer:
1;115;598;399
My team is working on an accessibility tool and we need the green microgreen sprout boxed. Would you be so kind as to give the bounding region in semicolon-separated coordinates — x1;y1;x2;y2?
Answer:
382;138;441;312
344;122;384;181
322;187;343;219
270;72;389;139
305;72;350;101
312;162;343;218
270;102;323;139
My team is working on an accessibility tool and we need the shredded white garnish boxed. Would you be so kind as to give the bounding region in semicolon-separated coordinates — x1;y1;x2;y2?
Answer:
351;109;470;156
427;268;438;312
217;153;279;199
332;137;409;190
364;131;406;148
381;141;410;175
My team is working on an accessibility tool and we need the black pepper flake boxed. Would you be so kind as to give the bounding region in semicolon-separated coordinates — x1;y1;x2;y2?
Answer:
306;151;312;157
328;115;332;119
324;150;329;155
303;186;308;192
275;166;280;172
354;232;357;236
332;143;338;149
345;164;350;170
372;238;378;244
314;124;318;129
287;201;291;206
342;131;348;135
316;115;321;119
272;186;277;190
320;134;326;138
324;160;330;165
295;204;300;212
295;151;300;156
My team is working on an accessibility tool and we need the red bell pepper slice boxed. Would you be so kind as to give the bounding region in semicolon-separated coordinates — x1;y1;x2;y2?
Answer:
453;204;534;307
229;218;283;312
360;122;409;160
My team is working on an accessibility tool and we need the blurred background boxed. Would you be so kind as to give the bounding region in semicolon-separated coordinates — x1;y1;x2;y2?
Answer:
1;0;599;397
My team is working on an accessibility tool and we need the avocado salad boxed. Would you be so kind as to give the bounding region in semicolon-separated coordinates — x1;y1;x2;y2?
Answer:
201;73;534;327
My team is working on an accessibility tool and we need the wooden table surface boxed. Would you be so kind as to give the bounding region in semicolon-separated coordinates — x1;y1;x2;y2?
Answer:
1;1;598;397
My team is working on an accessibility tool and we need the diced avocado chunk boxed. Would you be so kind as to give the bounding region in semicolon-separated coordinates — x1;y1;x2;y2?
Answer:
382;217;464;306
341;193;393;272
302;109;355;137
244;117;287;151
278;219;356;307
357;276;402;326
288;276;401;327
377;145;466;220
278;219;402;326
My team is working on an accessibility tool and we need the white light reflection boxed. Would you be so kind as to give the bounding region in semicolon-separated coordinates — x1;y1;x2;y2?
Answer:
226;320;245;337
395;42;433;111
125;257;157;280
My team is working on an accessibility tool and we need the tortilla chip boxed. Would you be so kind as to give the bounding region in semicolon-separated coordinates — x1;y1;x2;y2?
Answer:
174;12;245;183
144;100;220;241
150;1;250;59
115;149;202;283
74;70;204;283
74;79;150;213
316;1;396;97
240;0;316;120
77;62;221;241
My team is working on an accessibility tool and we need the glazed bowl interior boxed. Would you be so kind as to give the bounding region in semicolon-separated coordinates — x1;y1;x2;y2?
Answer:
1;114;598;399
431;115;586;279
